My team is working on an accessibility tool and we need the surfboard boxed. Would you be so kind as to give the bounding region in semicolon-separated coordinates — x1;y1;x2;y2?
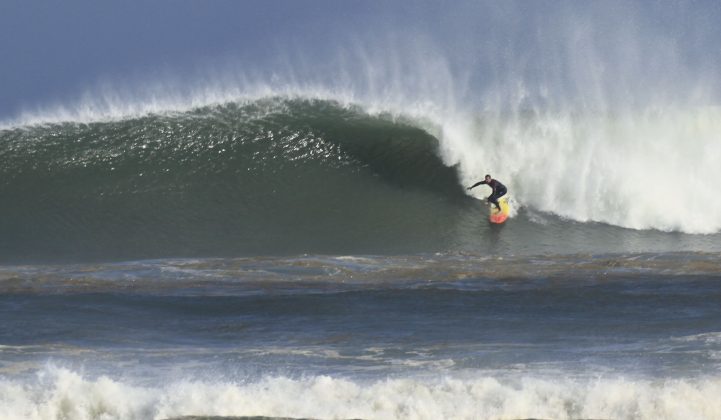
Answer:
489;196;510;224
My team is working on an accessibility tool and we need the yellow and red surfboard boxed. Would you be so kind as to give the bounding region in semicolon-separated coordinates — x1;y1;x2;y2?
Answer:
489;196;510;224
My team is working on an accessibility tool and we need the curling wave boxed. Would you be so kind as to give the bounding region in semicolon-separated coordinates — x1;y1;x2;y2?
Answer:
0;98;472;261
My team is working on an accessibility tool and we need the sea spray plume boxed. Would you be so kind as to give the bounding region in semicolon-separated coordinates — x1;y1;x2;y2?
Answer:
466;107;721;233
0;28;461;129
440;1;721;233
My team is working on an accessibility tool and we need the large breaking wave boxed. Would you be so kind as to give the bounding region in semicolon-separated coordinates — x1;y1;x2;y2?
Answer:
2;94;721;261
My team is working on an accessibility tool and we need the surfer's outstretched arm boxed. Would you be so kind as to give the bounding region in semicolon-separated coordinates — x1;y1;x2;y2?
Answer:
467;181;487;190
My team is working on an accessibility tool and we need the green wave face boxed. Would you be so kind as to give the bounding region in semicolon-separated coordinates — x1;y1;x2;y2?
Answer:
0;98;473;262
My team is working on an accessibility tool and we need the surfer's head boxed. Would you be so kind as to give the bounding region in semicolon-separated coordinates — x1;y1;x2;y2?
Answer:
485;174;491;182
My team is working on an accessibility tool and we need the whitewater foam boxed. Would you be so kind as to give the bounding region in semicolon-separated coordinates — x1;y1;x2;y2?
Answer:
2;365;721;420
445;106;721;234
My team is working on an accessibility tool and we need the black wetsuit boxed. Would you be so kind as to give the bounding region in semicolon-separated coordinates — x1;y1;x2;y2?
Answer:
469;179;507;209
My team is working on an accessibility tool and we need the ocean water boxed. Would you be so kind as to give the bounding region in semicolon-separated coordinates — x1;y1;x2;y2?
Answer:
3;2;721;420
1;254;721;419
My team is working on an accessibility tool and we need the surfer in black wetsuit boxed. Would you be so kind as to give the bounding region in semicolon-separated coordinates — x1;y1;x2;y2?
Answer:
467;174;507;211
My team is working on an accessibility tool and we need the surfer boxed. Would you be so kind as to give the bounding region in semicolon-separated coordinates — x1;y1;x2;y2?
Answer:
467;174;507;211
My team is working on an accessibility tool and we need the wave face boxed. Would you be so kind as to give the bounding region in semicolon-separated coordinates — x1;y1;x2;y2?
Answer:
0;99;474;261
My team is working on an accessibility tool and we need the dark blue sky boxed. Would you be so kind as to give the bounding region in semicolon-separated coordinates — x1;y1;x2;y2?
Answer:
2;1;720;120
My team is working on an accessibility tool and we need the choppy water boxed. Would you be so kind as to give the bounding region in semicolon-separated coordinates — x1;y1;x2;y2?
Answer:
2;254;721;419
